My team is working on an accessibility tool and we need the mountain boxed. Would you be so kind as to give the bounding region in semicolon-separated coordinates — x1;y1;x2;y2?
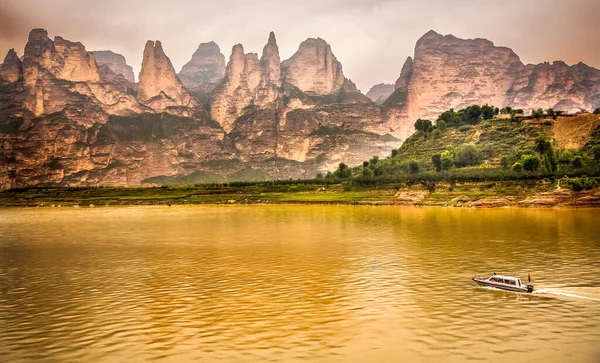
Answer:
91;50;135;83
383;30;600;133
178;41;226;93
0;28;599;189
366;83;394;105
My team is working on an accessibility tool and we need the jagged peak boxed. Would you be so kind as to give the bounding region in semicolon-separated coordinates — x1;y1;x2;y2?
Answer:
28;28;49;41
268;31;276;44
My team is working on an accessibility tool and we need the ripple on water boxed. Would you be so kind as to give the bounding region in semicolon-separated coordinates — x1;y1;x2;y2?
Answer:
0;206;599;362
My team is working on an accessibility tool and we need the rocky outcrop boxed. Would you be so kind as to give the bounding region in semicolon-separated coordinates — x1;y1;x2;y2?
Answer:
0;49;23;83
281;38;346;95
366;83;394;105
178;41;225;93
91;50;135;82
383;30;600;139
137;40;198;114
211;33;282;133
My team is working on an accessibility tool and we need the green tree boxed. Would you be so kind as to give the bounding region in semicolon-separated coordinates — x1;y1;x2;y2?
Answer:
316;173;324;179
531;108;544;118
463;105;483;124
593;108;600;115
512;162;523;172
513;109;524;115
500;155;510;169
334;163;352;178
558;150;573;164
436;119;447;131
591;145;600;164
522;155;541;171
481;104;496;120
391;149;398;158
571;155;584;168
362;166;374;178
414;119;433;133
432;154;442;172
408;159;420;174
546;108;555;118
500;106;513;114
437;108;462;126
454;143;481;167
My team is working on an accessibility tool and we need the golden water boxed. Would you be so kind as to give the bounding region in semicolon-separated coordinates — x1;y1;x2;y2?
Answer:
1;206;599;362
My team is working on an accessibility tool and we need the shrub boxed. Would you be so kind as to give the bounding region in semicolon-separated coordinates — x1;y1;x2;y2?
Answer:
558;150;573;164
512;162;523;172
522;155;541;172
432;129;442;138
334;163;352;178
414;119;433;133
408;159;420;174
432;154;442;172
454;143;481;167
500;155;510;169
591;145;600;164
531;108;544;118
594;108;600;115
436;119;447;131
571;155;584;168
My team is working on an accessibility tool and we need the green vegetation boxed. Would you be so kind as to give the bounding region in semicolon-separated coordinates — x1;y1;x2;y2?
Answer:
317;104;600;192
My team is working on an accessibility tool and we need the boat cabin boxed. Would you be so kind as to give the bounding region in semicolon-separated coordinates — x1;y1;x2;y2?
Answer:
489;275;523;287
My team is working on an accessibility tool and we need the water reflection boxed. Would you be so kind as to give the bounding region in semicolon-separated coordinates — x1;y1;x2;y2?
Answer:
0;206;599;362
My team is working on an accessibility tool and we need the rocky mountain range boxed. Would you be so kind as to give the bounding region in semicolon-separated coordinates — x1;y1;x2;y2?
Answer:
0;28;598;188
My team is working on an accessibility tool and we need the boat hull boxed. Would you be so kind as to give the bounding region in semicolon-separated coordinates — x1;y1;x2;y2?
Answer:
473;278;533;293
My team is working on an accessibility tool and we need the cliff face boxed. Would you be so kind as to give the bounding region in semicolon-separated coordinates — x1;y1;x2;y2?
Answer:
178;41;225;93
3;27;599;189
0;49;23;83
137;40;199;115
383;30;600;135
281;38;346;95
91;50;135;82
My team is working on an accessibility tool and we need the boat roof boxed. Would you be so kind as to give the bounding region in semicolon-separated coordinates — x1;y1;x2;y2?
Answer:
491;275;520;281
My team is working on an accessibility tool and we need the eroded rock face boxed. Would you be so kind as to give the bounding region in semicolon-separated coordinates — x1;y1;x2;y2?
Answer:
178;41;225;93
383;30;600;139
0;49;23;83
281;38;346;95
137;40;198;114
366;83;394;105
92;50;135;82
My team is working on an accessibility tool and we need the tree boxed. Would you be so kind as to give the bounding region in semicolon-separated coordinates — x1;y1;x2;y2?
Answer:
436;119;447;131
463;105;483;124
546;108;555;118
437;108;462;126
362;166;373;178
532;108;544;118
334;163;352;178
432;154;442;172
500;155;510;169
440;146;455;170
591;145;600;164
363;161;369;168
391;149;398;158
512;162;523;172
481;104;496;120
414;119;433;133
408;159;420;174
370;156;379;165
316;173;324;179
571;155;584;168
534;136;551;155
513;109;524;115
594;108;600;115
454;143;481;167
500;106;513;114
522;155;541;171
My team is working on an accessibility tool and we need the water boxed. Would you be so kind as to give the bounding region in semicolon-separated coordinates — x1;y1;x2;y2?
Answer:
0;206;599;362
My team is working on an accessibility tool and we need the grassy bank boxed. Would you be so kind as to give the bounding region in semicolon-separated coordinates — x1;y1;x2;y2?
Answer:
2;180;599;208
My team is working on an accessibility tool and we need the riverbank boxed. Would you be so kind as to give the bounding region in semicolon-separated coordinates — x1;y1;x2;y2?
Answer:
1;180;599;208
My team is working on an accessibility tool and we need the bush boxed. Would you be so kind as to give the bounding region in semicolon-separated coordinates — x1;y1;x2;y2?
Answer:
594;108;600;115
558;150;573;164
454;143;481;167
436;119;447;131
571;155;584;168
512;162;523;172
334;163;352;178
500;155;510;169
522;155;541;172
432;154;442;172
531;108;544;118
414;119;433;133
408;159;420;174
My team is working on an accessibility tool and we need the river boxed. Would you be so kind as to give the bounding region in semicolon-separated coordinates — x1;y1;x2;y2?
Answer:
1;206;599;362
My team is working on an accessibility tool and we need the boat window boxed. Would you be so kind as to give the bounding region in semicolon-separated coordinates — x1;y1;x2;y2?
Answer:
497;279;504;284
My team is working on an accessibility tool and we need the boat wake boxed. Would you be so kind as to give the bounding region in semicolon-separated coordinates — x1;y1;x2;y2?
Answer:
533;287;600;301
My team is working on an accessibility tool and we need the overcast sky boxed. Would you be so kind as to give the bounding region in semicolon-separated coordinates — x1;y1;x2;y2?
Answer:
1;0;598;92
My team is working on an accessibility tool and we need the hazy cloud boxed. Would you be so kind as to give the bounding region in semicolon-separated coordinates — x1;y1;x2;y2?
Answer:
0;0;598;92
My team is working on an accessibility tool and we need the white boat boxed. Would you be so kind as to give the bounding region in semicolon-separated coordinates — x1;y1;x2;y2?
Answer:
472;274;533;293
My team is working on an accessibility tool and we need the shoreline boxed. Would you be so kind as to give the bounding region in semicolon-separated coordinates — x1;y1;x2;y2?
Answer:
1;181;599;208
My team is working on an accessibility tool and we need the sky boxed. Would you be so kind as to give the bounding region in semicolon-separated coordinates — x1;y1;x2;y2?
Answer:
0;0;598;93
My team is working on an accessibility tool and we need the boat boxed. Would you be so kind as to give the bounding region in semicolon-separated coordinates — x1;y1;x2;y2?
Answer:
472;274;533;293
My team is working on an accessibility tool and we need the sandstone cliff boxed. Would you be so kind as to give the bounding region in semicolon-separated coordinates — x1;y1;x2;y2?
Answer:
91;50;135;82
383;30;600;138
137;40;198;115
178;41;225;93
0;49;23;83
281;38;346;95
366;83;394;105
